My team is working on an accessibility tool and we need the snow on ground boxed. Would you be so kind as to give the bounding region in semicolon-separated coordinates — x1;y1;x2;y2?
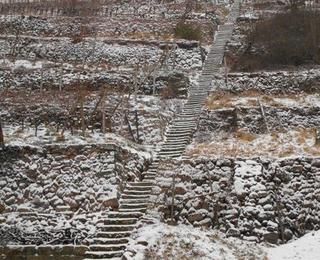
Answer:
188;128;320;158
0;59;52;70
206;93;320;110
125;218;266;260
267;231;320;260
126;217;320;260
2;125;152;159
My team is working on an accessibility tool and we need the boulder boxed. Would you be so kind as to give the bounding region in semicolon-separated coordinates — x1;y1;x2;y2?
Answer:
263;232;278;244
103;198;119;210
283;229;293;241
311;159;320;168
174;185;187;195
226;228;241;237
188;212;205;223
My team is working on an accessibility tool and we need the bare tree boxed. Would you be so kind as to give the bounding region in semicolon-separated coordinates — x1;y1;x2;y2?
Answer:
0;119;4;147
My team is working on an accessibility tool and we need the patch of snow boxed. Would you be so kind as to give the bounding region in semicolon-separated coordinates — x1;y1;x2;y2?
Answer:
267;231;320;260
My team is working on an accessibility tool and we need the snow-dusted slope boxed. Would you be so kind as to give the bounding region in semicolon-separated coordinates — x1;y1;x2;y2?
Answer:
267;231;320;260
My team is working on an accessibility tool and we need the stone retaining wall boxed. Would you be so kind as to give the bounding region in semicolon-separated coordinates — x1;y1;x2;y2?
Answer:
0;245;87;260
153;157;320;244
197;106;320;135
211;70;320;94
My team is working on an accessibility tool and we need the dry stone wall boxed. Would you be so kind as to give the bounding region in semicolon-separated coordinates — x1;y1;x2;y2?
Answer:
212;70;320;94
0;245;87;260
153;157;320;244
197;106;320;136
0;144;150;245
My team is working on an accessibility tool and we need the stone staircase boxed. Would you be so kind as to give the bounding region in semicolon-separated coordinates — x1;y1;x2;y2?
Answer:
84;2;241;259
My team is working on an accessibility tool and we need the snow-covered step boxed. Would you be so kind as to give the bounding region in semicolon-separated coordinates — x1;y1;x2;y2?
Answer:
89;238;129;245
162;143;189;148
104;218;137;225
96;231;132;238
120;198;149;204
121;194;150;200
169;124;196;129
118;207;147;212
164;138;191;143
165;131;192;136
122;190;151;196
128;182;154;187
166;128;195;134
161;143;187;148
159;150;185;156
120;203;149;210
161;143;188;148
89;244;127;251
101;224;136;232
85;250;124;258
107;211;143;219
160;147;186;153
126;185;153;191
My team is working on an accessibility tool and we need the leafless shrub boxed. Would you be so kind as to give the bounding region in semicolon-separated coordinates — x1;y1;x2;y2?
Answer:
234;8;320;71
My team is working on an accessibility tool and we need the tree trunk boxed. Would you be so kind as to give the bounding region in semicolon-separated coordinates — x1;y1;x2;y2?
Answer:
124;112;136;142
0;119;4;147
171;174;176;223
102;109;106;134
135;110;140;143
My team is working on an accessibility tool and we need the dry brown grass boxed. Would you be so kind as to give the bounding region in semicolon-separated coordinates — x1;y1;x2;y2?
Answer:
205;91;315;110
235;129;257;142
187;127;320;158
205;91;235;109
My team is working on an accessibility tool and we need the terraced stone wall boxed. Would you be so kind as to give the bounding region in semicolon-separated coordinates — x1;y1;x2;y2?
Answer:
197;106;320;135
153;157;320;244
0;143;150;246
0;245;87;260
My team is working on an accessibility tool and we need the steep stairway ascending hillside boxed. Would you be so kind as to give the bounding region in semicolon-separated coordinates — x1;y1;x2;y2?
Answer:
84;1;241;259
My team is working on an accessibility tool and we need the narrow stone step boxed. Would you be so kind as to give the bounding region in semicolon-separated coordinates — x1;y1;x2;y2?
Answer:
85;250;124;259
122;189;151;196
128;182;154;187
167;127;195;132
158;154;181;159
165;137;191;142
160;147;186;153
90;238;129;245
165;132;192;137
101;224;136;232
121;194;150;200
169;123;196;128
160;146;186;151
107;211;143;219
119;207;147;212
120;203;149;210
104;218;137;225
89;244;127;251
120;198;149;204
170;124;196;129
145;170;157;174
161;144;187;149
96;231;131;238
166;129;193;135
126;185;152;191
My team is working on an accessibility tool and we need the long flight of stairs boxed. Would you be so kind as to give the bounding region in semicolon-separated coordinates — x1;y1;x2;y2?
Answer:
84;1;241;259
